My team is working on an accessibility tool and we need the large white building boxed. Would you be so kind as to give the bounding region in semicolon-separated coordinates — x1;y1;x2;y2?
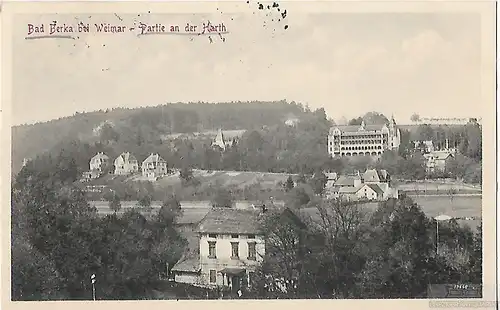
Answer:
327;117;401;158
171;208;265;291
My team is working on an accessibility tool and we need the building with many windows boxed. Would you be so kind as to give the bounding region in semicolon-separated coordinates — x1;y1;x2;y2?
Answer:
170;206;305;294
171;208;265;291
327;117;401;157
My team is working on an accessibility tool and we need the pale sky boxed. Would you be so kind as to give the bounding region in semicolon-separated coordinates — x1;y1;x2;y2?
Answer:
12;11;482;125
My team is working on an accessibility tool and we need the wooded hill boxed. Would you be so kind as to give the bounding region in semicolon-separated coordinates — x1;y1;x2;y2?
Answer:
12;100;308;174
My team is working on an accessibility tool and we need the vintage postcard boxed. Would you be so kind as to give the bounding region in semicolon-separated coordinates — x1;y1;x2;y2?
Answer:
1;1;497;310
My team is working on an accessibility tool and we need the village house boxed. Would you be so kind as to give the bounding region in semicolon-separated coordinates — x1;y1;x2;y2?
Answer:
171;208;265;292
141;153;168;180
324;172;338;188
424;150;455;174
90;152;110;172
171;205;306;294
114;152;139;175
326;169;398;201
413;140;435;153
327;116;401;158
82;152;110;181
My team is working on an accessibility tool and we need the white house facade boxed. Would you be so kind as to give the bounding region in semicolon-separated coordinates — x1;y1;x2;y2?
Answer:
114;152;139;175
172;208;265;292
89;152;110;172
327;117;401;158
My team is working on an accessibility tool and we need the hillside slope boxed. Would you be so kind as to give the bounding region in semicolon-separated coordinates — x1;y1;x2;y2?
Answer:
12;100;306;174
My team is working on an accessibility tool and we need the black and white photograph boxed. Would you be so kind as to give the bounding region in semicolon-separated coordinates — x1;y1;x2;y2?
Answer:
3;0;497;307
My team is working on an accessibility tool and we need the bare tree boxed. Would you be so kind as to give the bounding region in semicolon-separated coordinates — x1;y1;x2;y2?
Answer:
313;199;370;297
315;199;368;248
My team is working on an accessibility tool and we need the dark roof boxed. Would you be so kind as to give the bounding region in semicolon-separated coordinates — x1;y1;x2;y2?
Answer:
171;256;200;273
331;124;386;133
220;267;246;275
176;208;211;225
362;169;390;183
335;175;360;187
117;152;137;163
365;184;385;196
279;208;308;230
196;208;262;234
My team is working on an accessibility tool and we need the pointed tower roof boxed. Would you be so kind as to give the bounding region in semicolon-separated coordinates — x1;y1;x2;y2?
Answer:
213;128;226;150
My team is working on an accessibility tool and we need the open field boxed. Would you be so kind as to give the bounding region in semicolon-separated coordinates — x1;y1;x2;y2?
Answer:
92;195;482;231
356;195;482;231
155;169;296;189
395;179;481;195
86;170;297;189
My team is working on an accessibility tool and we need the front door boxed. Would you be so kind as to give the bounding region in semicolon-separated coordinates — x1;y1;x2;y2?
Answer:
231;275;240;293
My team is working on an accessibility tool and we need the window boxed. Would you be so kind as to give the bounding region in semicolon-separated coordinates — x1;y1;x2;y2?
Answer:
248;242;256;260
208;233;217;238
231;234;239;238
209;270;216;283
208;241;216;258
231;242;239;259
248;234;255;239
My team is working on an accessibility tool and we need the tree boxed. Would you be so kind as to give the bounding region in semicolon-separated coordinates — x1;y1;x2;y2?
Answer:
359;196;437;298
158;196;182;224
138;193;153;213
464;123;482;160
310;171;327;195
100;123;120;144
211;187;233;208
285;176;295;192
416;124;435;141
287;185;311;209
13;165;101;299
109;193;122;213
363;112;389;125
11;239;66;300
313;200;369;298
397;153;426;181
348;117;363;125
254;209;314;298
469;224;482;283
398;129;412;157
410;113;421;123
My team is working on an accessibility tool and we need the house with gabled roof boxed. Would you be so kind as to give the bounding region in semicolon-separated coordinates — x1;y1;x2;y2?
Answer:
424;150;454;173
141;153;168;180
172;208;265;291
90;152;109;172
362;168;390;184
114;152;139;175
327;168;397;201
171;206;306;293
334;173;362;188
